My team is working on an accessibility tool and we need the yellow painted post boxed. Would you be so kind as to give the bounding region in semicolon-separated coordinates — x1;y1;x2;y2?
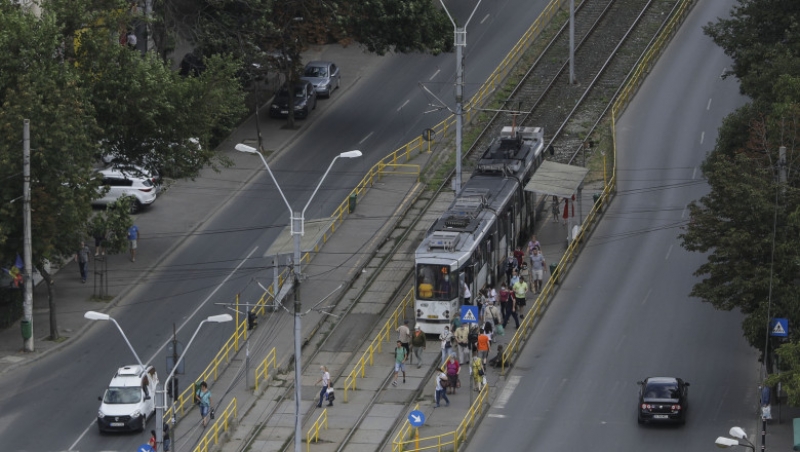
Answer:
415;428;419;451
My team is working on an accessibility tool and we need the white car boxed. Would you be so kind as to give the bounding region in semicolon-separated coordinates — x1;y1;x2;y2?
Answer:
92;167;158;213
97;365;158;433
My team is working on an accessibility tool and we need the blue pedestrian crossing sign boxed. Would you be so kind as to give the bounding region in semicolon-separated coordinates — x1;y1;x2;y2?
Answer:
408;409;426;427
770;318;788;337
460;305;479;324
137;445;155;452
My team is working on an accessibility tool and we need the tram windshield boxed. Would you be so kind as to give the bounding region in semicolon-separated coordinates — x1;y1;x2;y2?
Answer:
417;264;458;301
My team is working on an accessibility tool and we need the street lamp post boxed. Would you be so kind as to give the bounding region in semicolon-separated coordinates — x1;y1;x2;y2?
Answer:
715;426;756;451
235;143;362;452
84;311;233;451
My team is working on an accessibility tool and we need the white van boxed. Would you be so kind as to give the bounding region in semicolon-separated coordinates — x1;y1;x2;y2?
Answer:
97;365;158;433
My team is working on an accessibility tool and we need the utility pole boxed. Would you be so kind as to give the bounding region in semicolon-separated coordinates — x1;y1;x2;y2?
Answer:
569;0;576;84
440;0;483;195
23;119;34;352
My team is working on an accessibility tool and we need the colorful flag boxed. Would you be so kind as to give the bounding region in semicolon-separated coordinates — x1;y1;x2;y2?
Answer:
2;254;24;288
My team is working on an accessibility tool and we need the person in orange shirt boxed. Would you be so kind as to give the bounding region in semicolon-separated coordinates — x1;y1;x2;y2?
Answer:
476;329;491;365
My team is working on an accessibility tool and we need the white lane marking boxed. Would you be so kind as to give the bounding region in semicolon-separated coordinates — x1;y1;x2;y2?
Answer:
665;244;673;260
488;414;506;418
707;98;712;110
692;167;698;179
720;67;727;78
69;421;96;451
493;375;521;409
682;203;688;219
700;131;705;145
480;14;490;24
397;100;410;112
615;334;626;352
147;246;259;361
429;69;441;81
359;132;374;144
642;288;651;306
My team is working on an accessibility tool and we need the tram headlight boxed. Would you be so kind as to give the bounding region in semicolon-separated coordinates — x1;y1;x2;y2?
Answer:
416;309;422;318
444;310;450;319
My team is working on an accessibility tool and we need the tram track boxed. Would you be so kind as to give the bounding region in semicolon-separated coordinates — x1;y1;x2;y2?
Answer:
237;1;689;451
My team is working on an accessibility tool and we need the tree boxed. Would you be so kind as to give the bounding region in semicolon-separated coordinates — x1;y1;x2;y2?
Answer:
0;3;100;340
190;0;452;128
704;0;800;102
66;5;246;179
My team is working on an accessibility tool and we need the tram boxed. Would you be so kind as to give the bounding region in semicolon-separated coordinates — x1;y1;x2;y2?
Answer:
414;126;545;334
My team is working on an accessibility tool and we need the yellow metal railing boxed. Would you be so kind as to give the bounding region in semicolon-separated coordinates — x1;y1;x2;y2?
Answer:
306;408;328;452
343;288;414;402
193;397;238;452
254;347;278;392
391;386;489;452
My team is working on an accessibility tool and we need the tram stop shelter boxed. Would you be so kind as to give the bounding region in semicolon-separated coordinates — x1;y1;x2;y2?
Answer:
523;161;589;241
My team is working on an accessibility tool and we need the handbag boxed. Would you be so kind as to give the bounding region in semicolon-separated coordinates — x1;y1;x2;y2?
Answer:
326;387;335;402
210;408;215;420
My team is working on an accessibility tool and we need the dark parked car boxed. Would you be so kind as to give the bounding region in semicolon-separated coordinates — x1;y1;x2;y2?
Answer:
300;61;340;97
269;81;317;119
637;377;689;425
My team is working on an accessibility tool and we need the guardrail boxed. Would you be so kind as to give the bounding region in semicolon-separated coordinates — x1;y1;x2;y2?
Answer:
306;408;328;452
194;397;238;452
343;288;414;402
500;0;695;373
391;386;489;452
254;347;278;392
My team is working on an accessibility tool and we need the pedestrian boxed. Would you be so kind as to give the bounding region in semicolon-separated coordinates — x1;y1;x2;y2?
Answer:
503;288;520;330
148;429;157;451
476;329;491;365
562;197;569;225
439;326;453;364
461;279;472;305
316;365;332;407
127;224;139;262
434;367;450;407
195;381;212;427
504;254;517;285
397;319;411;363
510;269;520;287
528;234;541;255
552;195;560;222
445;356;460;394
392;340;407;386
471;355;485;391
483;285;497;324
529;248;547;295
163;423;171;451
498;283;512;325
454;322;470;365
75;241;90;283
488;344;505;368
513;245;525;269
411;325;426;368
512;275;529;320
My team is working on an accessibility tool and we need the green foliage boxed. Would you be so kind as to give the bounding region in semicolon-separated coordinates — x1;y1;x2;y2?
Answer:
767;342;800;405
0;4;99;270
704;0;800;102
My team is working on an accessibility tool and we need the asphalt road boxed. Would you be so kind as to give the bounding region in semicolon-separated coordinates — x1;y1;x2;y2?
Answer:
466;1;761;451
0;1;550;451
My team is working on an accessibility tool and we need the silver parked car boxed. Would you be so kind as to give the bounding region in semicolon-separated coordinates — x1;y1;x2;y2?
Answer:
300;61;340;98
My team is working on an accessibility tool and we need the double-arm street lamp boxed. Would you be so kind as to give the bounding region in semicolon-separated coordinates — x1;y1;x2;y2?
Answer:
235;143;362;452
84;310;233;451
715;426;756;451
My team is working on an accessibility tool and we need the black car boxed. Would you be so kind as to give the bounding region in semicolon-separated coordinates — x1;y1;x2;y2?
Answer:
269;81;317;118
637;377;689;425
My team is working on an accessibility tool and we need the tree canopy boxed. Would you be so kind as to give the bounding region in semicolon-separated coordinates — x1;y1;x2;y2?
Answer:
682;0;800;397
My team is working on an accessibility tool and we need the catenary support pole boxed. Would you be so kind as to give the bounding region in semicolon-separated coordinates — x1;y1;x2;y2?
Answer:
23;119;34;352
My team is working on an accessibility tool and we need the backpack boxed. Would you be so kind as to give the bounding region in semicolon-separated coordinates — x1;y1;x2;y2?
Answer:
468;328;479;346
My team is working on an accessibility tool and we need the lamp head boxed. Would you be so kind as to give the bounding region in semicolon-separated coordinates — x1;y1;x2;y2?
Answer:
235;143;258;154
84;311;110;321
729;426;747;439
338;150;362;158
207;314;233;323
715;437;739;448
